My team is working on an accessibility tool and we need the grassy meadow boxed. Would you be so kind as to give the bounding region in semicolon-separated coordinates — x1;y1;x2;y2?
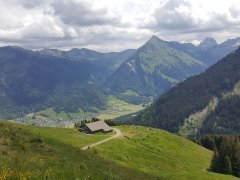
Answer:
94;126;236;180
0;121;154;179
0;121;237;179
96;95;144;120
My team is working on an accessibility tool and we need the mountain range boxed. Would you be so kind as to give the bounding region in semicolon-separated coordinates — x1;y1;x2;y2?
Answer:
38;47;135;84
167;37;240;66
105;36;240;103
0;36;239;120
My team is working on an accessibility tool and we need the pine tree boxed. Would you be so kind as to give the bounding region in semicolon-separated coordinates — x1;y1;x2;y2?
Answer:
202;136;216;150
231;140;240;177
211;148;219;172
210;136;240;177
222;155;232;174
74;122;77;128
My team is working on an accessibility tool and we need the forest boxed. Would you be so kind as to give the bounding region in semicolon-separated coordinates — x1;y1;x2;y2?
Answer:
197;135;240;177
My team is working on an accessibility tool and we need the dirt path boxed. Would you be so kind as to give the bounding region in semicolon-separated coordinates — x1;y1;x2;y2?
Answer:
81;128;123;150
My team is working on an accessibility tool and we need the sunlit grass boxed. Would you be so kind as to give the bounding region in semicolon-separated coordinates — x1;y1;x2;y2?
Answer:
94;126;237;180
0;121;236;179
0;121;153;179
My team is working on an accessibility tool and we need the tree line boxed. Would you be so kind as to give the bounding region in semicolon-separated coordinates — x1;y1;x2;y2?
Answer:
196;135;240;177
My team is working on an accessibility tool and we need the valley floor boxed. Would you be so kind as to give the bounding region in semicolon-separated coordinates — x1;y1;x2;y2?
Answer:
17;95;145;127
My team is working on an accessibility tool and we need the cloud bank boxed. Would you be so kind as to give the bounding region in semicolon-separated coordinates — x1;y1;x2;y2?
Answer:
0;0;239;51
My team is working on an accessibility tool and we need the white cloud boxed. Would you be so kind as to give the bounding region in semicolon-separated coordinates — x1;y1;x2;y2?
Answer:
51;0;120;27
0;0;239;51
229;4;240;19
150;0;240;31
21;16;65;39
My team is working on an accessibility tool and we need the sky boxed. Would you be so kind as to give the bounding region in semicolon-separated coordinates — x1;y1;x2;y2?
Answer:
0;0;240;52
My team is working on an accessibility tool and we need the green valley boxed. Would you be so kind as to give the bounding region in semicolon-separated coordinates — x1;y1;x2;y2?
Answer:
18;95;144;126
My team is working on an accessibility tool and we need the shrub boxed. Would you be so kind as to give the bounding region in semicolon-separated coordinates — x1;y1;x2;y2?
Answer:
79;162;87;170
30;137;43;144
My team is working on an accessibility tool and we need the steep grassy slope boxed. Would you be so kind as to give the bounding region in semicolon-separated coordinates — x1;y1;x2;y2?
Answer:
0;121;153;179
133;46;240;136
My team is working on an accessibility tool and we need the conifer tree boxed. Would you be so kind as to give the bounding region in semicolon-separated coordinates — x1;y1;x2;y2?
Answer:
222;156;232;174
211;148;219;172
231;140;240;177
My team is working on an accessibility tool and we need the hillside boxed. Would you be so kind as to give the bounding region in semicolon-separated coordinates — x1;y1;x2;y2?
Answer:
0;121;152;179
133;47;240;137
95;126;236;179
105;36;207;99
0;46;108;119
0;121;235;179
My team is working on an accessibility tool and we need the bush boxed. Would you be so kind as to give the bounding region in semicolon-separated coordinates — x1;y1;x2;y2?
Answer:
79;162;87;170
104;119;117;126
30;137;43;144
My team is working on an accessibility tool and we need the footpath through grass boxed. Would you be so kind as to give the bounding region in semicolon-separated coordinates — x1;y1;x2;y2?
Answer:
0;121;154;179
19;123;114;148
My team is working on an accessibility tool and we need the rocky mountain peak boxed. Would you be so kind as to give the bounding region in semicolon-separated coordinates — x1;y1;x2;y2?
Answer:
198;37;217;49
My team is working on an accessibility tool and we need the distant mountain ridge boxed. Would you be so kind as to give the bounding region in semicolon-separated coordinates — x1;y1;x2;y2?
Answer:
38;48;135;75
167;37;240;65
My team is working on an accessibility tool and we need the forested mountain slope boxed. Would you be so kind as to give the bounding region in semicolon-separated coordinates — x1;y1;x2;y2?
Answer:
133;47;240;136
39;48;135;78
0;46;108;119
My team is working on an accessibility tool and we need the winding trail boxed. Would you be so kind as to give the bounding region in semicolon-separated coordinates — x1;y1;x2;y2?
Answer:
81;128;123;150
